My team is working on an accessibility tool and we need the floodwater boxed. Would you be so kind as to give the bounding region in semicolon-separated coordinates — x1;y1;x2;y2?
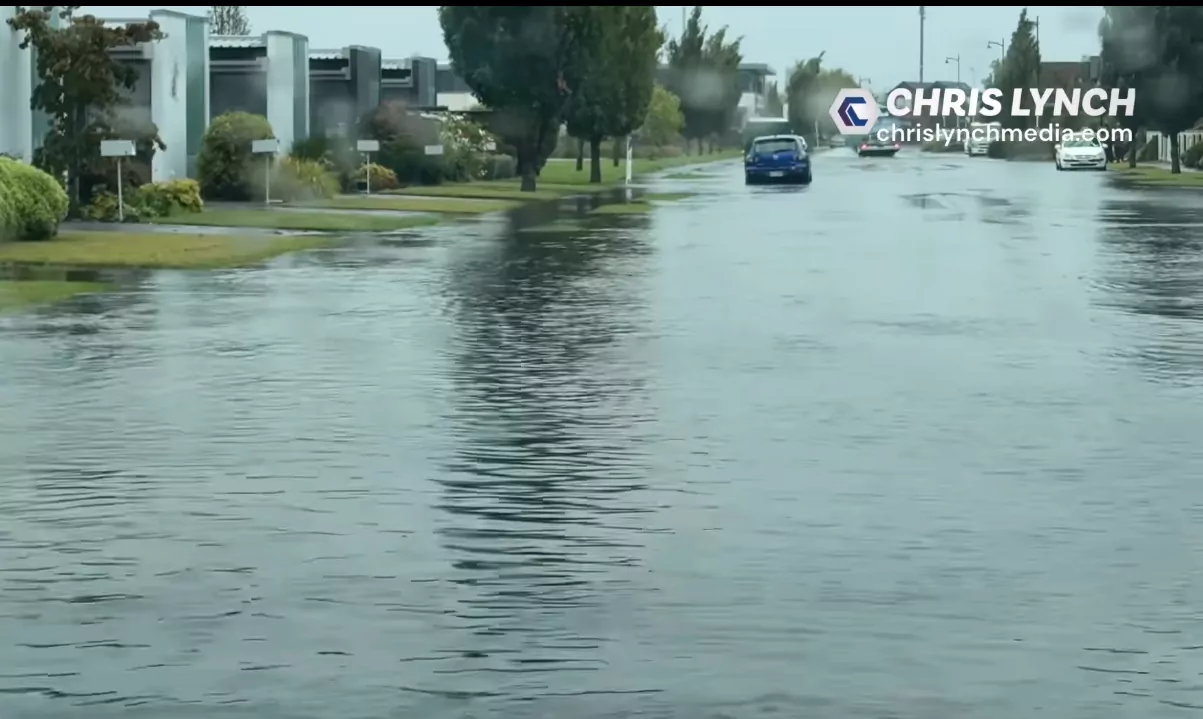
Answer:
4;151;1203;718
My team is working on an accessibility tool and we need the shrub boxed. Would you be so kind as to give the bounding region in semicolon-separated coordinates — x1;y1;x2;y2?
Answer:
198;112;275;201
353;163;399;191
1137;136;1160;162
81;192;142;223
134;179;203;216
0;156;69;241
1183;140;1203;169
269;157;339;202
292;135;360;191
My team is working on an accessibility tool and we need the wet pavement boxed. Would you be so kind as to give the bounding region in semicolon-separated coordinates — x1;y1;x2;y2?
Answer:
4;150;1203;718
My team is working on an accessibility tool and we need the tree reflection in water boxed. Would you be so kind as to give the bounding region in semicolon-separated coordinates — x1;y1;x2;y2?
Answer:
428;216;660;691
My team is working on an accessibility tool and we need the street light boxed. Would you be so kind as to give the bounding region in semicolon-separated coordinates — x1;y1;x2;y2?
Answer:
987;39;1005;64
945;54;961;84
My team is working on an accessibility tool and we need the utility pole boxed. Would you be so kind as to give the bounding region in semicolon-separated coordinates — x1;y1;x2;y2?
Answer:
919;6;926;82
682;6;686;36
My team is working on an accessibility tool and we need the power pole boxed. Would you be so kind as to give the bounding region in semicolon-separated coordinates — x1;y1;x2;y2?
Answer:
919;6;926;83
682;6;686;36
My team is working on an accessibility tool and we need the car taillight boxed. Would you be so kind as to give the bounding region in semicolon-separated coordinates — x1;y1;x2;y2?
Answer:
894;144;901;149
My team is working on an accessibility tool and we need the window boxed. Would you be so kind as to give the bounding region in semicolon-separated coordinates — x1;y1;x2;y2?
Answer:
752;139;799;154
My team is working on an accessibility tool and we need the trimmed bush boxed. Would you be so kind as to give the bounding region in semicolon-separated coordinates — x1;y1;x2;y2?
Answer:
198;112;275;201
0;156;69;242
135;179;203;216
291;135;360;191
1182;140;1203;169
353;163;400;191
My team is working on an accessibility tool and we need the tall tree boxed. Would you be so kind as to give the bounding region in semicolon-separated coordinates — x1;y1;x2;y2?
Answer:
994;9;1042;129
664;6;743;153
7;6;164;213
1137;7;1203;173
1098;6;1157;167
564;6;662;182
786;55;857;143
208;6;250;35
439;6;587;192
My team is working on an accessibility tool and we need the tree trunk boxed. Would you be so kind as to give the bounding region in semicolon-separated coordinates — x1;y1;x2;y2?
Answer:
575;138;584;171
1171;132;1181;174
589;136;603;183
517;147;538;192
612;136;622;167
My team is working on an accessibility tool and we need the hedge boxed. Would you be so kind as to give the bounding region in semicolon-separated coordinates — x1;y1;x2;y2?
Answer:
198;112;275;201
0;157;69;242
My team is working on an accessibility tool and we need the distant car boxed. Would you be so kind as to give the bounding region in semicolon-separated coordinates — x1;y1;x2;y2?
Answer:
856;124;901;157
745;135;811;184
1055;134;1107;171
965;121;998;156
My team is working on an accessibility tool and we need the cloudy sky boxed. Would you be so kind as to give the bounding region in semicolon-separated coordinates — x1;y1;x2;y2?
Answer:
83;5;1106;91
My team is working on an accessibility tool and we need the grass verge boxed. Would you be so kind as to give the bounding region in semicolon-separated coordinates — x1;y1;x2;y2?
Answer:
0;231;331;269
590;202;653;215
643;192;694;202
307;196;518;214
394;150;741;199
154;209;441;232
1114;165;1203;187
0;280;113;313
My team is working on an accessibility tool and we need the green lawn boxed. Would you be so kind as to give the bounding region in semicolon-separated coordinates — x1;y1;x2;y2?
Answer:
306;196;519;214
0;231;331;269
1114;165;1203;187
643;192;694;202
590;202;653;215
391;150;741;200
0;280;113;313
153;208;440;232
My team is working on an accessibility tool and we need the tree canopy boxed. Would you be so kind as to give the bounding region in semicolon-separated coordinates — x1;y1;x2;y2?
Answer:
786;54;858;144
664;6;743;152
564;6;662;182
7;6;164;212
439;6;588;191
208;6;250;35
1098;6;1203;171
987;9;1041;129
641;85;685;147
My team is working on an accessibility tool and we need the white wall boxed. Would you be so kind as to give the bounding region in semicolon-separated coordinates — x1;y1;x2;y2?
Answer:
0;6;34;162
439;91;476;112
265;32;308;154
149;11;187;181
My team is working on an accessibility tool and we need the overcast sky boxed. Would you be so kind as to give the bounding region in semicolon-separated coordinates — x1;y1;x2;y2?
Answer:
83;5;1105;91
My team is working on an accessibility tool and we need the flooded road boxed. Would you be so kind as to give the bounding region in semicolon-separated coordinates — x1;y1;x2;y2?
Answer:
5;151;1203;718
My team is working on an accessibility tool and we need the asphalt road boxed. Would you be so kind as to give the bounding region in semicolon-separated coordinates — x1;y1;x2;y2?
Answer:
3;148;1203;718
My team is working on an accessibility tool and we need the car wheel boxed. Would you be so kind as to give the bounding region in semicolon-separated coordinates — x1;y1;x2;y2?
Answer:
801;171;812;184
745;174;755;185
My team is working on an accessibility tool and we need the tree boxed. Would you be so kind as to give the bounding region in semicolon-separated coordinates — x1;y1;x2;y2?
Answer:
8;6;164;213
764;82;783;117
439;6;588;192
664;6;743;153
640;85;685;147
208;6;249;35
786;55;857;144
993;9;1041;129
1099;6;1156;167
564;6;662;182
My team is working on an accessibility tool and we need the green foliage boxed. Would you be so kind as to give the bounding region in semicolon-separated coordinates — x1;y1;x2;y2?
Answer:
664;6;743;145
290;135;360;191
1183;138;1203;169
7;6;164;213
82;179;203;223
208;5;249;35
764;82;783;117
564;7;663;181
989;9;1042;130
0;157;70;242
1138;135;1161;161
438;6;589;190
270;157;340;202
786;54;858;143
641;85;686;147
353;163;399;191
478;154;517;181
197;112;275;200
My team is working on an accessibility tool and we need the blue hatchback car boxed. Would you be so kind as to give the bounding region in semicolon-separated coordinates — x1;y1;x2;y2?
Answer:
744;135;811;185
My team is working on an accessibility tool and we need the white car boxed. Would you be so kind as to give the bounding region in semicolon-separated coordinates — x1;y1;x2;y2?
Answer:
965;122;998;156
1055;136;1107;171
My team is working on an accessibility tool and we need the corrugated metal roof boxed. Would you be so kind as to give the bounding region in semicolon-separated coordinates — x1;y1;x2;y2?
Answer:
382;59;410;71
210;34;264;48
309;50;344;61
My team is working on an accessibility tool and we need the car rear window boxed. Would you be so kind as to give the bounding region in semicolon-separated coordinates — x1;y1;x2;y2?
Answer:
752;140;798;154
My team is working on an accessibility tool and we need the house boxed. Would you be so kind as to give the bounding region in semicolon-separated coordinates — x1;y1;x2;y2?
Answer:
1040;57;1100;89
2;7;444;179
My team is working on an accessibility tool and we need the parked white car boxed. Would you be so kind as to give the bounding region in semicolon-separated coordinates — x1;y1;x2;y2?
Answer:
1055;135;1107;171
965;121;998;156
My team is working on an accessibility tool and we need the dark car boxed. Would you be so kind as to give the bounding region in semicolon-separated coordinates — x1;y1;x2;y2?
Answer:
744;135;811;185
856;122;901;158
